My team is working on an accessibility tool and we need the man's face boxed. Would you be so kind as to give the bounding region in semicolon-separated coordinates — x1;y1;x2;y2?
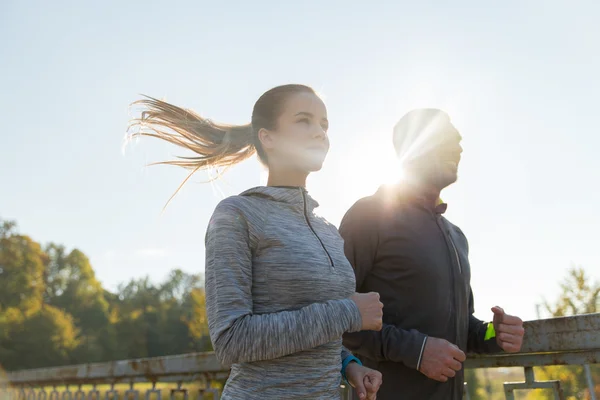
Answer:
405;123;463;190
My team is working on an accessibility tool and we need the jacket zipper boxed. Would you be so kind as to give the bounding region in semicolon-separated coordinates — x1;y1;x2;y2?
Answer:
447;234;462;274
300;188;335;267
436;217;462;392
435;215;461;397
435;215;463;275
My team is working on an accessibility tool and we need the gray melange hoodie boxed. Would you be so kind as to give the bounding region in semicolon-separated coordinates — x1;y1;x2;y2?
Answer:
205;186;363;399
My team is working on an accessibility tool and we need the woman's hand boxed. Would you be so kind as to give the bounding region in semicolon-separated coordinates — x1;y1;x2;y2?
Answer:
345;363;383;400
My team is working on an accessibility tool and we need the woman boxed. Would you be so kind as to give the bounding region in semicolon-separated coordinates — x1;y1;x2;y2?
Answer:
129;84;384;399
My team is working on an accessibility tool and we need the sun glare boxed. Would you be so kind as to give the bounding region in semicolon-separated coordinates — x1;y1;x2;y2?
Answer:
398;77;468;132
333;81;466;207
331;131;405;207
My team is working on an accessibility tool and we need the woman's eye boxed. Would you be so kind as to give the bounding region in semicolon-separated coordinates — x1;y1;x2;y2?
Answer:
298;118;310;124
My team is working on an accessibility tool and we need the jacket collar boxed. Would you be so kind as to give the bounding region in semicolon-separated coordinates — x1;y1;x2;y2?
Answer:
377;183;448;214
240;186;319;211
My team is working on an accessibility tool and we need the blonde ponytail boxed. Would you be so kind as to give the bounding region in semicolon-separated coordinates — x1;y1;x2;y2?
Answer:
126;84;316;208
127;97;256;208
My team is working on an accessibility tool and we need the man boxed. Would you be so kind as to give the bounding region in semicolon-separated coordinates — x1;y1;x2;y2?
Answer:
340;109;525;399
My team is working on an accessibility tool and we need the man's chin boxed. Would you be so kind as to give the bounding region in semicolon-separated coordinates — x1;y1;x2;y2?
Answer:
448;171;458;183
444;173;458;186
404;165;458;189
431;172;458;190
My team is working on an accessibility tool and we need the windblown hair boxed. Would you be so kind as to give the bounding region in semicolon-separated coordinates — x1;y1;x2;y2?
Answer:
127;84;315;207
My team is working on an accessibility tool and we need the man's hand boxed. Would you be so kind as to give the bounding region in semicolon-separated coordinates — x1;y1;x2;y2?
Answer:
492;306;525;353
345;363;383;400
351;292;384;331
419;337;466;382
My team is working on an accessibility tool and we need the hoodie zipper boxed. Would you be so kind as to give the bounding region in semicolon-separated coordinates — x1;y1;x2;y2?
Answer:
435;215;463;398
433;213;462;275
300;188;335;267
447;234;462;274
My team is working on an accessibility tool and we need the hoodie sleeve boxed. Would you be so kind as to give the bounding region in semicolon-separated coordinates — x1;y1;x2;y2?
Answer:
467;289;503;354
205;198;363;366
340;198;428;370
341;346;353;363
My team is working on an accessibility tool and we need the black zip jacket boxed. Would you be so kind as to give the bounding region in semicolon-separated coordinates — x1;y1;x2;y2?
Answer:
340;185;501;400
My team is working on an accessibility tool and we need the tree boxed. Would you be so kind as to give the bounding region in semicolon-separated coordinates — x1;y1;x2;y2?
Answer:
0;221;46;315
0;306;25;367
543;267;599;316
0;218;213;370
465;369;486;400
0;220;17;237
0;221;81;370
159;269;201;303
44;244;115;363
183;287;211;352
159;270;210;354
109;270;212;360
527;267;599;400
0;305;80;370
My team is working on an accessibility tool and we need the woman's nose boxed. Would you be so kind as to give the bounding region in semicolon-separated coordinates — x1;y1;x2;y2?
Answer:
313;126;327;139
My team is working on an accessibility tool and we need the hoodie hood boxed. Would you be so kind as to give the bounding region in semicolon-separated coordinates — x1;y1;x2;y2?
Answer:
239;186;320;211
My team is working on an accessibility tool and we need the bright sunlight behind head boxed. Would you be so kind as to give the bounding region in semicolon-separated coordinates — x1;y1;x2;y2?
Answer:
335;82;466;203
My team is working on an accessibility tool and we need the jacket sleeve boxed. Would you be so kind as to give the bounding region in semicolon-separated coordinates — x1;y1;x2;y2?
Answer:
340;199;428;370
205;198;363;366
341;346;353;363
467;289;503;354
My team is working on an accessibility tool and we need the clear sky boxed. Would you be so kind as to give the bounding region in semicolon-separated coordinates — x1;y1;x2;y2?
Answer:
1;1;599;322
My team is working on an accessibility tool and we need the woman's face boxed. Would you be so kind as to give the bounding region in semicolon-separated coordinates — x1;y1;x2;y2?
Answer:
259;91;330;173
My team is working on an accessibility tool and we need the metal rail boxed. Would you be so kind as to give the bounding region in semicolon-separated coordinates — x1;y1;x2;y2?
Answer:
2;313;598;400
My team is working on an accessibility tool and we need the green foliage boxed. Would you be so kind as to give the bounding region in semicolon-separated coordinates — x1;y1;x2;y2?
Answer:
0;304;80;369
0;222;46;314
527;267;600;400
543;267;599;316
44;244;114;363
0;218;211;371
465;369;486;400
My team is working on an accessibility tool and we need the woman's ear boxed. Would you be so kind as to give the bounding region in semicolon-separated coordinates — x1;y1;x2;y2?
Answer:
258;127;276;151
